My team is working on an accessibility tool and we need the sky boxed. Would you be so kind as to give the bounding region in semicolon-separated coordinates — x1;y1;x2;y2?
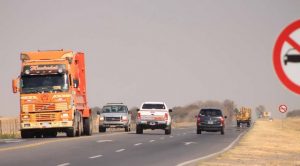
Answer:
1;0;300;118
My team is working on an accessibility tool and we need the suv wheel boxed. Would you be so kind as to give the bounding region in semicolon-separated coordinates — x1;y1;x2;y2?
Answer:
165;125;171;135
221;127;225;135
99;126;106;133
197;128;201;134
125;125;130;132
136;125;143;134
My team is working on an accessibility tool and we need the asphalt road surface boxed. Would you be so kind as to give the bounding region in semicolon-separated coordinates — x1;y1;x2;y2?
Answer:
0;126;246;166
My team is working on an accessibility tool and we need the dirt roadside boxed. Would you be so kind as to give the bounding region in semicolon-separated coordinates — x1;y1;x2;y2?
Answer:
198;118;300;166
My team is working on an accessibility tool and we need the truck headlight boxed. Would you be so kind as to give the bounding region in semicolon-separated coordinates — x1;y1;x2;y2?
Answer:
61;113;69;118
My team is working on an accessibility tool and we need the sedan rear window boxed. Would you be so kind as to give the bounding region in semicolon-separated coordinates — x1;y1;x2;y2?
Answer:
142;104;165;109
199;109;222;117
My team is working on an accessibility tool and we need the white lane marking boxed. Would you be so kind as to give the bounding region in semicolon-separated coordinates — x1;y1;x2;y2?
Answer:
89;155;103;159
115;149;126;152
184;142;196;146
160;137;165;140
177;130;247;166
57;163;70;166
134;143;143;146
97;140;113;143
4;139;24;143
149;140;155;142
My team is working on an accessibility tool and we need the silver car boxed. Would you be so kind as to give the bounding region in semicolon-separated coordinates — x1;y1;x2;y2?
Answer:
98;103;131;132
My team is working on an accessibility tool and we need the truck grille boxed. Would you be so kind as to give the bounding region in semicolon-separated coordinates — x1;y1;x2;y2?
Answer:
35;113;56;122
105;117;121;121
35;103;55;111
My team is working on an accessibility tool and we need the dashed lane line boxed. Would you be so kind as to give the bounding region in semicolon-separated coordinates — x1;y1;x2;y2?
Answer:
0;133;124;152
134;143;143;146
57;162;70;166
89;155;103;159
115;149;126;153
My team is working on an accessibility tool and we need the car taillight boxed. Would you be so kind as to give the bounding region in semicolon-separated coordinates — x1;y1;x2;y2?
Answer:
220;117;224;124
164;113;168;121
197;116;201;122
137;112;141;120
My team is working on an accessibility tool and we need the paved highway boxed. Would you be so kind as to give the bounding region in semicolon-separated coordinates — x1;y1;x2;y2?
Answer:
0;126;246;166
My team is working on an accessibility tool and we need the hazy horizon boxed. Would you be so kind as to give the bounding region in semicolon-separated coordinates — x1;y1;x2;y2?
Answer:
1;0;300;118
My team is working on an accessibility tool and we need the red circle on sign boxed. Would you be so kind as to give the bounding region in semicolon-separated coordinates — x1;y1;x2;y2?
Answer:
273;19;300;94
279;105;287;113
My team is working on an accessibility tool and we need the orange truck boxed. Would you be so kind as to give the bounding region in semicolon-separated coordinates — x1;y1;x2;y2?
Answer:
12;50;93;138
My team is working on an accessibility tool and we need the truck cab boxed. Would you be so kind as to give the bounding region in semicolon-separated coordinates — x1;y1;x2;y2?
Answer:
136;102;172;135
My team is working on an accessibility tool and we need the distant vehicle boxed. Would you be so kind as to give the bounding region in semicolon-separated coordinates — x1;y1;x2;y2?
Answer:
236;107;251;127
12;50;93;138
284;49;300;65
196;108;226;135
98;103;131;132
136;102;172;135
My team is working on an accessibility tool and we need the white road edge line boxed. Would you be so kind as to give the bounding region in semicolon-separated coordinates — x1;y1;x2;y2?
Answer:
115;149;126;152
149;140;155;142
97;140;113;143
57;163;70;166
89;155;103;159
176;130;247;166
134;143;143;146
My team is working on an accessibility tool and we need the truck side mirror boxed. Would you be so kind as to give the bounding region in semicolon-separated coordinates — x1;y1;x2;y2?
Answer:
169;109;173;113
73;79;79;88
12;78;20;93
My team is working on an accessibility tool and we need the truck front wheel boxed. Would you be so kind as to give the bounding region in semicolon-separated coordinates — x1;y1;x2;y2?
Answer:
21;130;34;139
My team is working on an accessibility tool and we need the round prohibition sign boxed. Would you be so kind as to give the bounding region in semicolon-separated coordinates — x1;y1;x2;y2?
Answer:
279;105;287;113
273;19;300;94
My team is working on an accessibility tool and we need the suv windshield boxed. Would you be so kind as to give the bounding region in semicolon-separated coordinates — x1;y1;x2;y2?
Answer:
199;109;222;117
142;104;165;109
102;105;127;113
21;74;69;94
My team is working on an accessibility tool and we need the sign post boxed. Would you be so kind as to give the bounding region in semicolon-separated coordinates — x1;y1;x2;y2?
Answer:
279;105;288;129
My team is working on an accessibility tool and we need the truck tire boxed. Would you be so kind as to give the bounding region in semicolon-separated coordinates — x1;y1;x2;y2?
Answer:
197;127;202;134
125;125;131;132
247;122;251;127
136;125;143;134
221;127;225;135
21;130;33;139
99;126;106;133
76;116;83;136
84;116;93;136
165;125;171;135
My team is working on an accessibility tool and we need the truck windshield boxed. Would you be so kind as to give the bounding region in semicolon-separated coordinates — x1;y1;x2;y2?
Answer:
102;106;126;113
21;74;69;93
142;104;165;109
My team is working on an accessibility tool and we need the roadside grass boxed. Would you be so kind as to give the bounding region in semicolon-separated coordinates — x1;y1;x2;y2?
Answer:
0;133;20;139
198;118;300;166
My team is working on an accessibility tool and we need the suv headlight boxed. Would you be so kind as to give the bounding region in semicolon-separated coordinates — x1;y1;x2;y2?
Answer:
122;116;128;121
99;116;104;121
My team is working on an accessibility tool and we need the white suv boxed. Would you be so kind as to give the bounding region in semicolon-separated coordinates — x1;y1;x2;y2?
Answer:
136;102;172;135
